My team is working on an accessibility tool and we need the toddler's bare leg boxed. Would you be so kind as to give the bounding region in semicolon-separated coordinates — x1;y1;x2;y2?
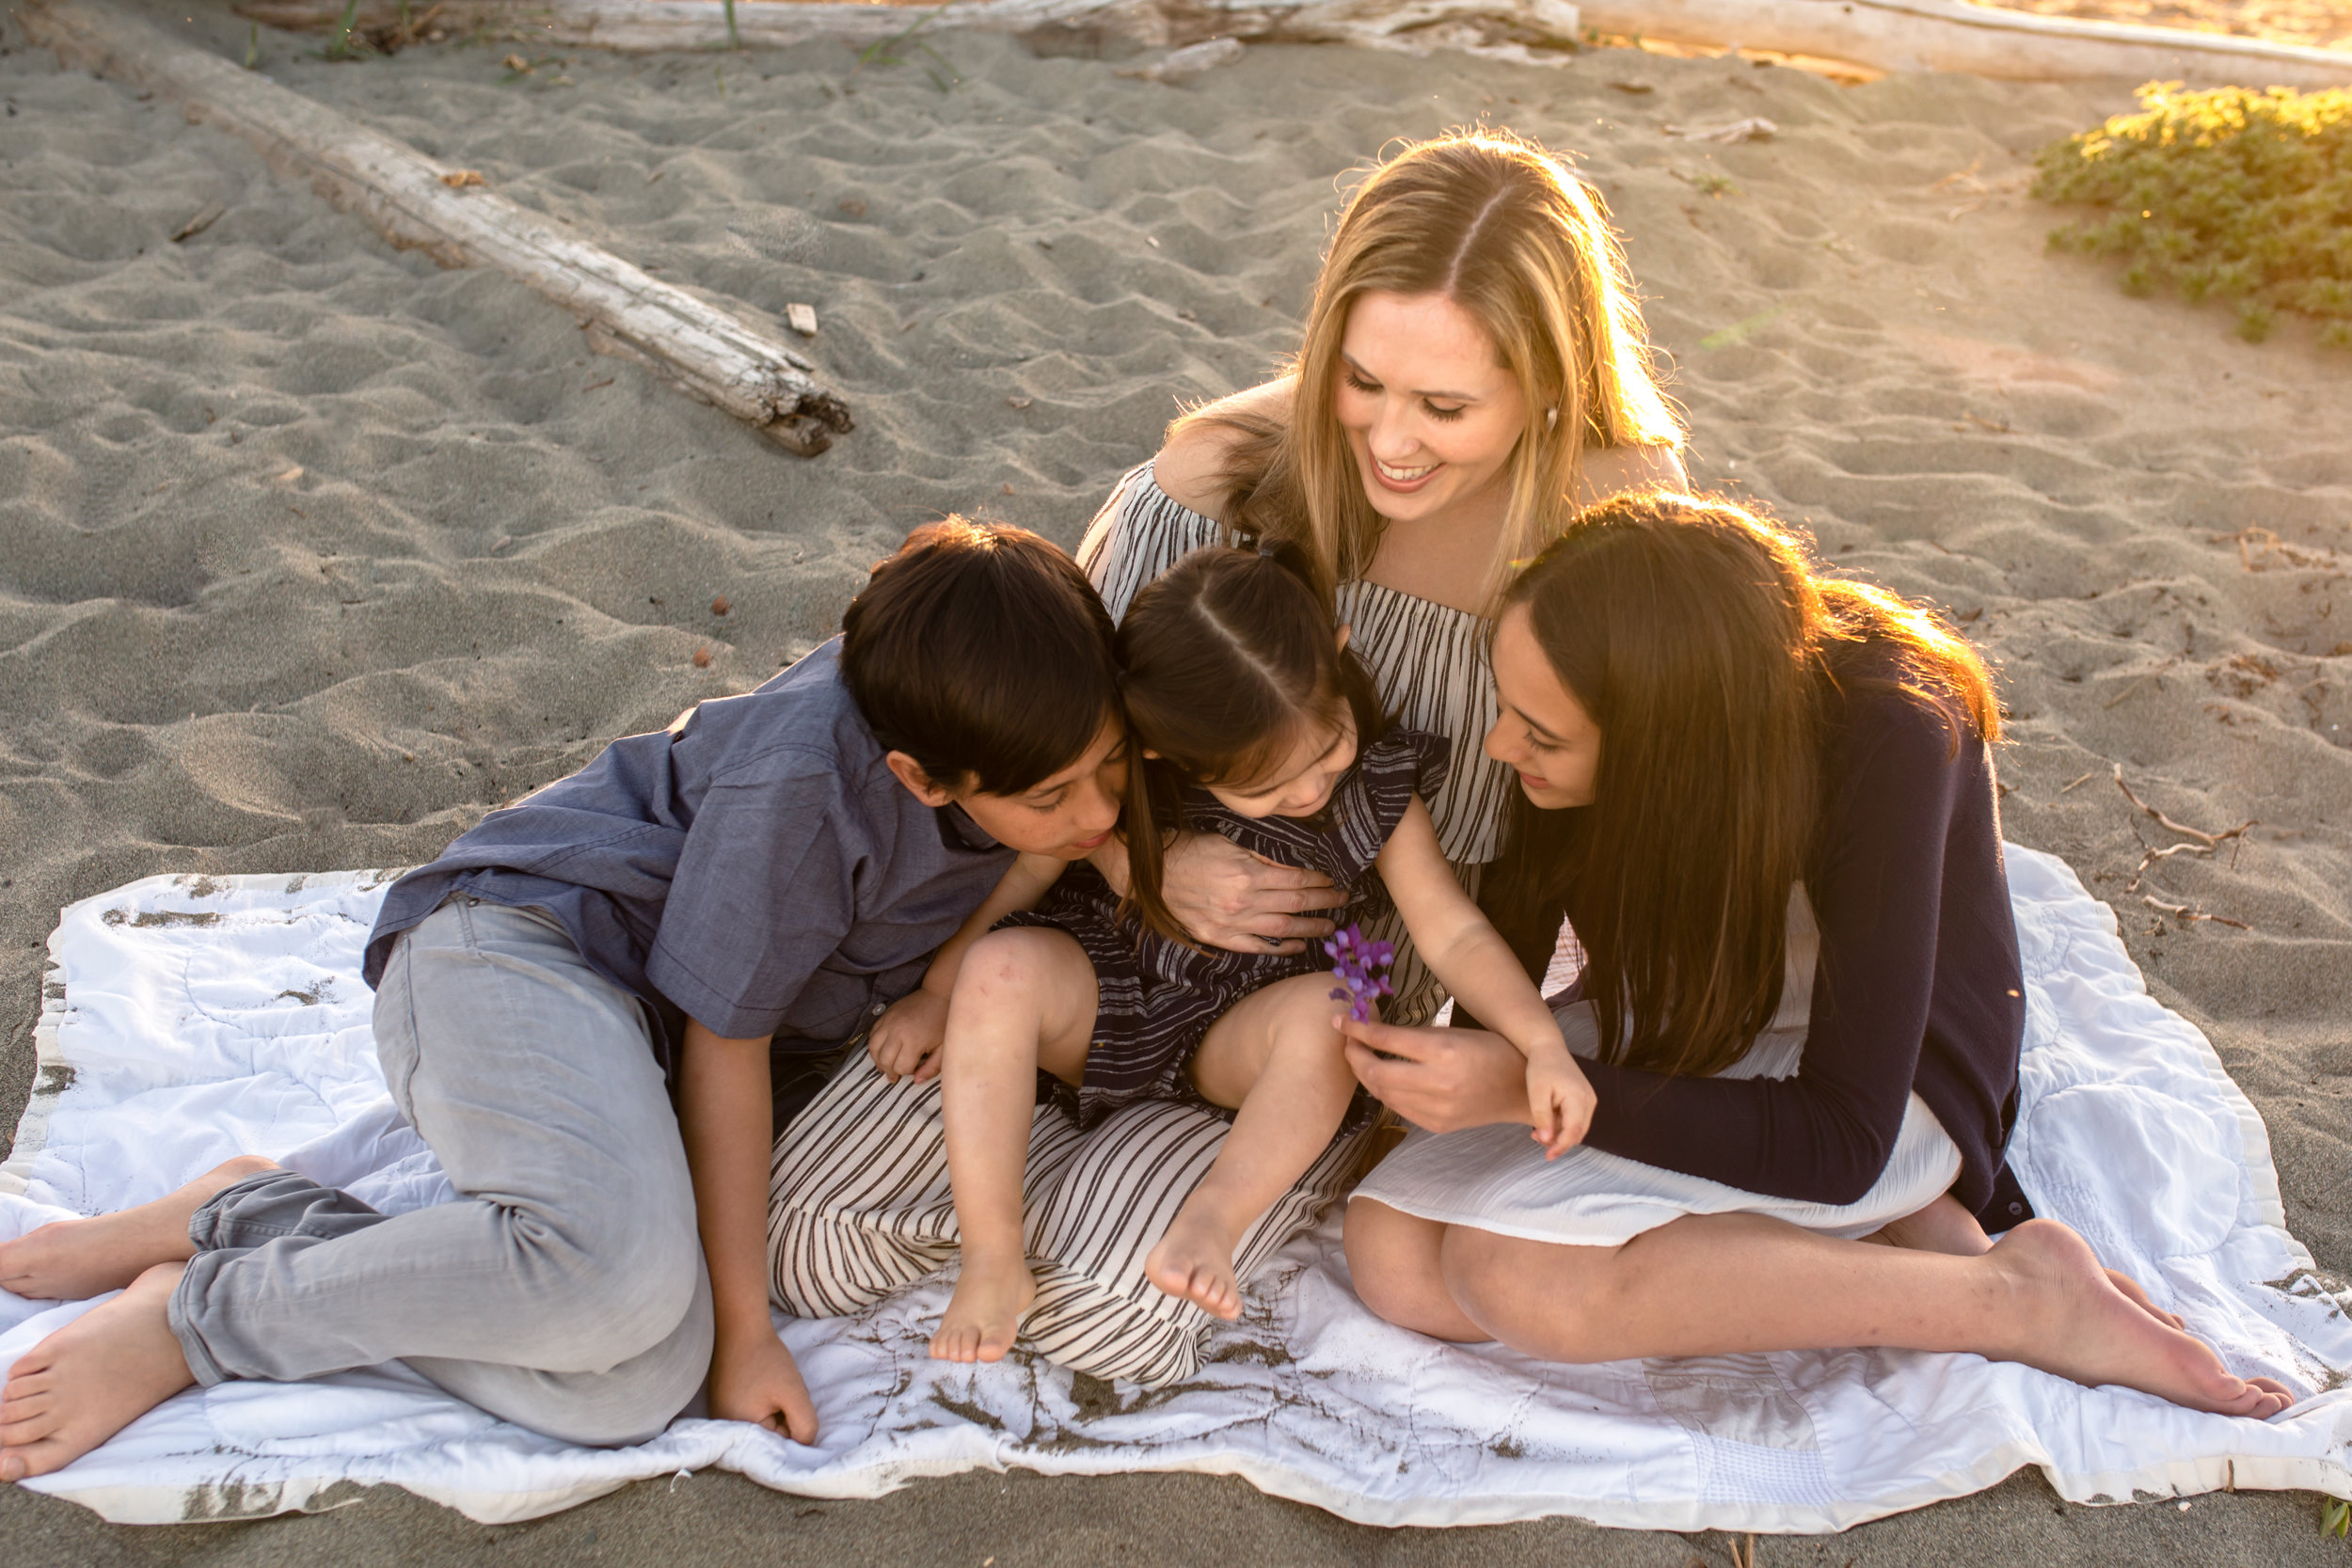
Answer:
0;1156;278;1303
930;927;1096;1364
1146;974;1357;1320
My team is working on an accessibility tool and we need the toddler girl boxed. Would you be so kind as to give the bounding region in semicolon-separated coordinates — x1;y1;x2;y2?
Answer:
867;542;1597;1365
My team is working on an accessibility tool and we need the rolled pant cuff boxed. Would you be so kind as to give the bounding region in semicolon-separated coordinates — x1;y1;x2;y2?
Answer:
167;1252;236;1388
188;1168;307;1254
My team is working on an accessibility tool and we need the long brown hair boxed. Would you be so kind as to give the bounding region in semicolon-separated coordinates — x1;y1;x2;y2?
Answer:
1168;130;1682;605
1118;545;1386;944
1484;492;2001;1078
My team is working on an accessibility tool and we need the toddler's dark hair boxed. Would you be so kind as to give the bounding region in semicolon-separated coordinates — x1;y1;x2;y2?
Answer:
842;517;1119;796
1118;541;1386;943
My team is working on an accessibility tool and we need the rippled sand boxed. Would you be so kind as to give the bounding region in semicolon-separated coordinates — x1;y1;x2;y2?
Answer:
2;3;2347;1560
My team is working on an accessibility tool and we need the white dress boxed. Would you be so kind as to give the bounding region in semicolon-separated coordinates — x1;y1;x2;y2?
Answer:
1352;887;1966;1244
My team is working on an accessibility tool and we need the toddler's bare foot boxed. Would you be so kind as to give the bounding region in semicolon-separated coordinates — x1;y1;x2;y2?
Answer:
1992;1220;2293;1418
930;1253;1034;1364
0;1156;276;1303
1145;1210;1243;1321
0;1261;196;1481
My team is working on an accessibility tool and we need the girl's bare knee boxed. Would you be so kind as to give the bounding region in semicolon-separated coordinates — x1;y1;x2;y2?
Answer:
1343;1201;1436;1325
1439;1227;1611;1360
959;927;1084;1003
1264;977;1352;1068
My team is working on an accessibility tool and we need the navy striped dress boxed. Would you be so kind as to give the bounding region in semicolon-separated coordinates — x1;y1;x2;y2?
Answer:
1079;464;1510;1025
1001;728;1449;1130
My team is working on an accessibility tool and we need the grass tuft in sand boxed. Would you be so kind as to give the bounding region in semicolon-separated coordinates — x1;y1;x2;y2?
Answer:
2033;82;2352;346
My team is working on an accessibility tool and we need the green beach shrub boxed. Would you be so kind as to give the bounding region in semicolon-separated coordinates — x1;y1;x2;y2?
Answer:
2033;82;2352;349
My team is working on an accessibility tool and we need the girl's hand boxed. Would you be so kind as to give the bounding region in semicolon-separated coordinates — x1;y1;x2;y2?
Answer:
707;1321;819;1444
1525;1046;1597;1160
1340;1017;1534;1133
1153;832;1345;956
868;990;949;1085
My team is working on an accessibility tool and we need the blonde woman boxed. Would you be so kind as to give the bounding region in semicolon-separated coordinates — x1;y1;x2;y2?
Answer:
1082;130;1685;1008
765;131;1681;1386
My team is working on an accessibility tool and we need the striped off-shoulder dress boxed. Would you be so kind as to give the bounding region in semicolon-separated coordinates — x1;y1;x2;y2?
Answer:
1078;462;1518;1023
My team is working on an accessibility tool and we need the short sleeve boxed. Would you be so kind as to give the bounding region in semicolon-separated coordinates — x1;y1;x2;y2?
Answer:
1076;462;1224;624
1322;729;1453;886
644;754;863;1040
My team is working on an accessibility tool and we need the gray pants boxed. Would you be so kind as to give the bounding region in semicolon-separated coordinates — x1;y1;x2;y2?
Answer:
167;897;713;1447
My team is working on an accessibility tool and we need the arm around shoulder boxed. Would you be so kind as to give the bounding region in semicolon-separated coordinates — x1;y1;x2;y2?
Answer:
1153;376;1295;516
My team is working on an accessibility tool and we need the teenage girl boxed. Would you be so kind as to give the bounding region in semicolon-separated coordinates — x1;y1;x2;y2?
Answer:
866;543;1596;1365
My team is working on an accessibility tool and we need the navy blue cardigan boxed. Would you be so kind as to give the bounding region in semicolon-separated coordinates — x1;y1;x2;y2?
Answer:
1480;641;2032;1227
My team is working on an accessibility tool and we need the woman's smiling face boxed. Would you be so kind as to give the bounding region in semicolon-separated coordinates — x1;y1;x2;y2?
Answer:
1485;604;1601;808
1333;290;1528;527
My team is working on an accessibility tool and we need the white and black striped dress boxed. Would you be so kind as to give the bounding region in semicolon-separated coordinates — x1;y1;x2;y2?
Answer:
1078;464;1517;1022
999;728;1448;1130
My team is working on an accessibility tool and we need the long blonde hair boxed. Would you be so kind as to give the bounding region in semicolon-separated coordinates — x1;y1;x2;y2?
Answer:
1171;130;1682;604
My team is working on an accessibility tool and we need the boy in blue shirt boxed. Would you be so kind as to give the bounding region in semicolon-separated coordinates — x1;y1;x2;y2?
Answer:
0;520;1124;1473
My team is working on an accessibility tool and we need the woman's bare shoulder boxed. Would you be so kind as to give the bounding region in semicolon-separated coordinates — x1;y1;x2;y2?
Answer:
1155;377;1296;515
1573;442;1687;507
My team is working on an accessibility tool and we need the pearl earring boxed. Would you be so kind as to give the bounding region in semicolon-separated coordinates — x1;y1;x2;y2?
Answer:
1545;406;1560;432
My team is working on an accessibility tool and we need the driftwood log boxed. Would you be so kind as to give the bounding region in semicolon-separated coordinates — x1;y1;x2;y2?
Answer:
230;0;1591;64
1579;0;2349;88
236;0;2349;87
24;0;853;455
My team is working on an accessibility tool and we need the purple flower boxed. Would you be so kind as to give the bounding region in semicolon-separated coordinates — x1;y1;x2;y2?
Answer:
1324;922;1395;1022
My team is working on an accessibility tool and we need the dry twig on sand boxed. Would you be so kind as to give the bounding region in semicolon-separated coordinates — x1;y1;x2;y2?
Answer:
25;0;851;456
2143;894;2250;931
2112;764;2255;849
2112;765;2256;923
2219;527;2341;573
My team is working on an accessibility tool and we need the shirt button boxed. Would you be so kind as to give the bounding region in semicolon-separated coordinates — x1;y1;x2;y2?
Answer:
871;1003;887;1017
2008;1202;2025;1216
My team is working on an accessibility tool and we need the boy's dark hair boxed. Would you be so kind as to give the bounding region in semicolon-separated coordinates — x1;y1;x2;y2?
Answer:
841;517;1120;797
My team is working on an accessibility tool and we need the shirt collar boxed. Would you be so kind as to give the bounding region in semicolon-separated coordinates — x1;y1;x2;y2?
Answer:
936;802;1001;853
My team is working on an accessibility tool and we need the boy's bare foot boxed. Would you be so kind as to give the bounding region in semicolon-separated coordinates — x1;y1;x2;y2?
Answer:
0;1261;197;1481
1145;1210;1244;1321
1992;1220;2294;1418
930;1253;1034;1364
0;1156;276;1303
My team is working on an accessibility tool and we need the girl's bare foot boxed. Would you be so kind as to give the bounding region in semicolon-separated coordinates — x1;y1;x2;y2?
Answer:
1145;1210;1244;1321
1992;1220;2294;1418
1867;1196;2185;1332
2102;1268;2186;1330
0;1156;276;1303
0;1261;197;1481
930;1253;1034;1363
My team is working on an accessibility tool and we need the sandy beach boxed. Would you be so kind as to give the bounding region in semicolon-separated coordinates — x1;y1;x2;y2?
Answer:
2;0;2348;1560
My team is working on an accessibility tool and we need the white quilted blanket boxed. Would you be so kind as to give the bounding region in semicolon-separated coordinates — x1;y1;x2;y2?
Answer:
3;848;2347;1529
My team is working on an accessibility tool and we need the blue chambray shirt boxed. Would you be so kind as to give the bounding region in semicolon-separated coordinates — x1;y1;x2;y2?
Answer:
362;639;1012;1072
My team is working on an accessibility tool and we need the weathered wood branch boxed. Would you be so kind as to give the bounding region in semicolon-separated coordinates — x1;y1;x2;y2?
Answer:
239;0;2351;87
1578;0;2348;88
235;0;1590;63
25;0;852;455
